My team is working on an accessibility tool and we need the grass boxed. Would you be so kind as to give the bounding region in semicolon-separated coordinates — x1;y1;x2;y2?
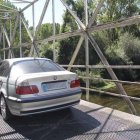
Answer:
77;70;140;115
99;82;115;90
103;84;140;97
81;83;140;116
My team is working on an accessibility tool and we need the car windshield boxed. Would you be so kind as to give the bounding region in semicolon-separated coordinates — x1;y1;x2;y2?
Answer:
10;59;64;78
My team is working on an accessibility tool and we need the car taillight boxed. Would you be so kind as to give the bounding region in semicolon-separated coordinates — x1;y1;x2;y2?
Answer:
70;80;80;88
16;85;39;95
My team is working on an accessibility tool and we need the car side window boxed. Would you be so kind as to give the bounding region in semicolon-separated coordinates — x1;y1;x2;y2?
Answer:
0;61;10;77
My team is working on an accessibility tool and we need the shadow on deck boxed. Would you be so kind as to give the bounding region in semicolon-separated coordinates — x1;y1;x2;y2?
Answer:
0;100;140;140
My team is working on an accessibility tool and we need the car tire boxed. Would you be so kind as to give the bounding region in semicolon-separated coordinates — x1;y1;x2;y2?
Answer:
0;95;12;121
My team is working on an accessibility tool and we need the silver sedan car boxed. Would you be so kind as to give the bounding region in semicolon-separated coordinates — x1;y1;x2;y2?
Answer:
0;57;81;120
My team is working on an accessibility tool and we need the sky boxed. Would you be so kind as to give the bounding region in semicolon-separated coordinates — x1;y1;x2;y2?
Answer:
10;0;66;27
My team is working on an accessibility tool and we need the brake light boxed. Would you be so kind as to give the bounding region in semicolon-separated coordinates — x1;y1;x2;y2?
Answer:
16;85;39;95
70;80;80;88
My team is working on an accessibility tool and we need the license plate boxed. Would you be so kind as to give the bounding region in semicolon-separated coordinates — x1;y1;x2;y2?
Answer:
42;81;67;92
42;83;48;92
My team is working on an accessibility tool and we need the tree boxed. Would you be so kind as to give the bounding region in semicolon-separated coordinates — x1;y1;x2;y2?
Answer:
104;32;140;80
58;0;82;64
0;0;30;58
36;23;61;60
59;0;96;65
98;0;140;40
38;23;60;39
58;0;140;82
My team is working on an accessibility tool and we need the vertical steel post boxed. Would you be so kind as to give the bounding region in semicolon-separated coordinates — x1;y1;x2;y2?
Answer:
9;19;12;58
52;0;56;62
87;32;137;115
32;3;35;56
59;0;137;115
10;19;12;42
3;33;5;59
84;0;89;101
19;14;22;57
32;4;35;37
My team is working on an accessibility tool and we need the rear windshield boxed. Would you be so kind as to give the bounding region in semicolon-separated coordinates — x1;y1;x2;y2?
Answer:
10;59;64;78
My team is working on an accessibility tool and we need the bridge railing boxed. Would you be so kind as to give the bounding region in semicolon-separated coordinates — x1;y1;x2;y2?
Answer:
61;64;140;113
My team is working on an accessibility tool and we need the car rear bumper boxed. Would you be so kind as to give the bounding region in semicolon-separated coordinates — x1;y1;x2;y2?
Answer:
20;100;80;115
7;89;81;116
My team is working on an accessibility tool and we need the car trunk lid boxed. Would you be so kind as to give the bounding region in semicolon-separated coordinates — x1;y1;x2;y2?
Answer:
16;71;77;96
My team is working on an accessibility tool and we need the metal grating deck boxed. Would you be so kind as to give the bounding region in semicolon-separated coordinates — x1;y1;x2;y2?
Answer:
0;100;140;140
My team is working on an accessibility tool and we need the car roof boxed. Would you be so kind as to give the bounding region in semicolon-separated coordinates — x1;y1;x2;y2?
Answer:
5;57;50;66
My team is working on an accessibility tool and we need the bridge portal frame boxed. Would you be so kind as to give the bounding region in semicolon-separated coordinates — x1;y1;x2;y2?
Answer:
0;0;140;115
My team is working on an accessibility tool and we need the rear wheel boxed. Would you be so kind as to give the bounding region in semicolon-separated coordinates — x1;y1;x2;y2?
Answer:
0;95;12;121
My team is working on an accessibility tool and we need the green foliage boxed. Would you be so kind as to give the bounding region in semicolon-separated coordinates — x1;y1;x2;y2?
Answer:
65;0;84;22
99;0;139;22
59;0;99;65
118;33;140;65
59;0;85;64
38;23;60;39
40;43;53;60
39;42;60;60
58;36;80;64
22;47;30;57
105;32;140;66
0;0;140;84
58;0;140;83
97;0;140;40
104;32;140;80
0;1;17;49
0;0;30;58
76;69;106;88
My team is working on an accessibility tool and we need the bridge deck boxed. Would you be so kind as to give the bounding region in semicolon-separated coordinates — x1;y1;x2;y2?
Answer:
0;100;140;140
